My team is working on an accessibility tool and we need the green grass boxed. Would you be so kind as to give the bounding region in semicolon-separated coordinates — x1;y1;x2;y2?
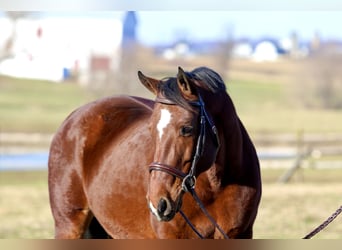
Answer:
227;80;286;113
0;76;93;133
1;75;342;133
228;80;342;133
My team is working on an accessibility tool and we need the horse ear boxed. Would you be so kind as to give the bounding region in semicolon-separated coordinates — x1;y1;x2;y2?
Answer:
177;67;197;100
138;71;159;95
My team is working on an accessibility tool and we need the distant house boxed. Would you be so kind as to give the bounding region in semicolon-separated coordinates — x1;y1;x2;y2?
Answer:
156;40;224;60
252;36;311;61
230;38;284;62
252;40;281;62
161;41;192;60
232;39;253;59
0;13;123;82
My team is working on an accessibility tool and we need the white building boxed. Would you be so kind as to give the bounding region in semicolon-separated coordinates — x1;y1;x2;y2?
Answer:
0;14;123;82
232;42;253;59
252;41;279;62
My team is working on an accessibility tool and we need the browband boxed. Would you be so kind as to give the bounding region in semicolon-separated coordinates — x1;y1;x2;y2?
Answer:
155;96;200;107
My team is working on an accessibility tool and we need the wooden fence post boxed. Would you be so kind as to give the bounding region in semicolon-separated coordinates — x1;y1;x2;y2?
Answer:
278;130;309;183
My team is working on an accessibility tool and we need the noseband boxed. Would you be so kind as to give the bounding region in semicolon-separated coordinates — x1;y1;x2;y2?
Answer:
149;94;220;192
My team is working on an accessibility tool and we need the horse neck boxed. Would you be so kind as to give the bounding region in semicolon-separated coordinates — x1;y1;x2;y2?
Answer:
210;94;244;185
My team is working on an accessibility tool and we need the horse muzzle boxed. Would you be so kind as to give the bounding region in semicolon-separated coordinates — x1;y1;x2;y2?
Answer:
148;196;183;222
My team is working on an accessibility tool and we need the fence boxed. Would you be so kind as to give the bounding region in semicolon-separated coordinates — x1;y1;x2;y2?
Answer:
253;132;342;182
1;132;342;179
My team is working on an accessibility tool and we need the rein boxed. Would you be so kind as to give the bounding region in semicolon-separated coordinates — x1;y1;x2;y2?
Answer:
303;205;342;239
149;95;229;239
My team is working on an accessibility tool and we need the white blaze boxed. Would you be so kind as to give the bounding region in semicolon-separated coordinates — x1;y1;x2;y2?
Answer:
157;109;171;140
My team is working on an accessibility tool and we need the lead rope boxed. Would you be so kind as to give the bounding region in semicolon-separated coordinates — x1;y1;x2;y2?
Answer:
179;188;229;239
181;175;229;239
189;188;230;239
179;209;204;239
303;205;342;239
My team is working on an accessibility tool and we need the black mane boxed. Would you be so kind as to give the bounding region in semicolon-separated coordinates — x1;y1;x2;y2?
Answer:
158;67;226;110
191;66;226;93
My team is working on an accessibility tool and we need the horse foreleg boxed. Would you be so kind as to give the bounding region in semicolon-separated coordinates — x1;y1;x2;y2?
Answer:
49;166;92;239
53;207;92;239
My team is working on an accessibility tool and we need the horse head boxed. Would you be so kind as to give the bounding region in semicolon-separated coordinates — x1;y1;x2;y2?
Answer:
138;67;222;222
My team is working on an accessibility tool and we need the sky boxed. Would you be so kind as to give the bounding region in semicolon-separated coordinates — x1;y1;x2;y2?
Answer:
136;11;342;45
2;0;342;11
2;10;342;46
2;0;342;47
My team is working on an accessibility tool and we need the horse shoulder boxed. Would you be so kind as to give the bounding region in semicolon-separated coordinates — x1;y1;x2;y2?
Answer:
49;95;153;176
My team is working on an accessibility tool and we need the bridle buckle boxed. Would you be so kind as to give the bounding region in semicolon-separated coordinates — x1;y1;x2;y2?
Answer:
181;175;196;192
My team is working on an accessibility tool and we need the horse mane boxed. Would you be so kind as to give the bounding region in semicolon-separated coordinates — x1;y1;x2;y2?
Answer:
190;66;226;93
159;67;226;110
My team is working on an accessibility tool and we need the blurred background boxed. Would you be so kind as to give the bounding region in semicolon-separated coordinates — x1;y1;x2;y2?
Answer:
0;11;341;238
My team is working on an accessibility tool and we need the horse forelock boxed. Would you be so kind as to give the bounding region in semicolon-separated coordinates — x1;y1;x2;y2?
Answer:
157;67;226;111
158;77;193;111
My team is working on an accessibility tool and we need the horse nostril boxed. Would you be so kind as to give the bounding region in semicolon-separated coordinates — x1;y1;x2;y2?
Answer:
157;198;167;214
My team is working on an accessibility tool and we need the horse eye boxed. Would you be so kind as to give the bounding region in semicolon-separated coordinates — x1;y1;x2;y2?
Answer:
180;126;193;137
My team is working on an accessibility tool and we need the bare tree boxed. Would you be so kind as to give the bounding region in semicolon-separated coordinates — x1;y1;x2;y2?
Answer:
215;24;234;81
295;47;342;109
2;12;30;59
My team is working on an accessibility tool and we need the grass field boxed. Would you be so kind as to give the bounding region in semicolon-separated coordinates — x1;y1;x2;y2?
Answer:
0;169;341;239
228;80;342;133
0;76;93;133
1;73;342;134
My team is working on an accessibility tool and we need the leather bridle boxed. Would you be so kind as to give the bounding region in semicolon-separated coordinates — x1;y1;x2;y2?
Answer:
149;94;220;192
149;95;229;239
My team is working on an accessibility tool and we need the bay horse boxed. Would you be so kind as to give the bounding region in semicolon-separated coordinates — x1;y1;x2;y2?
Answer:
48;66;261;239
